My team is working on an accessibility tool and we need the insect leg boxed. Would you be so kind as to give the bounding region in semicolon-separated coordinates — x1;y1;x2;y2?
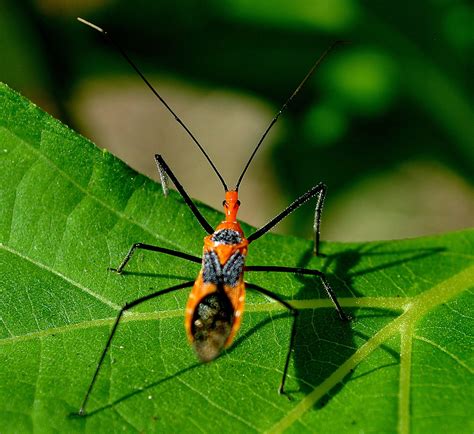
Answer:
245;265;349;321
245;282;299;395
78;280;195;416
247;183;327;255
110;243;201;274
155;155;214;234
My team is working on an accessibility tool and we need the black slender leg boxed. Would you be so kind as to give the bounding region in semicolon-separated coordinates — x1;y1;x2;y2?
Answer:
78;280;195;416
155;155;214;234
245;265;349;321
247;183;327;256
110;243;201;274
312;184;326;256
245;282;298;395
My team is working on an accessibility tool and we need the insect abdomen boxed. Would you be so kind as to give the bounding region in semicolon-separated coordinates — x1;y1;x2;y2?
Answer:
191;291;234;362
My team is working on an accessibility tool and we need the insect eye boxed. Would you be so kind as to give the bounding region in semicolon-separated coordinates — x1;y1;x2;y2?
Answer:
236;200;241;206
222;200;227;207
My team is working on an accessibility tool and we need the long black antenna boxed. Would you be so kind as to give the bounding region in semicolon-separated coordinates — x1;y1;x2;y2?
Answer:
77;17;228;191
235;41;346;191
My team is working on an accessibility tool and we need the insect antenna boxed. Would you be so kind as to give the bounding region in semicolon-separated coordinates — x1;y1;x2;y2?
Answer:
235;40;346;191
77;17;228;191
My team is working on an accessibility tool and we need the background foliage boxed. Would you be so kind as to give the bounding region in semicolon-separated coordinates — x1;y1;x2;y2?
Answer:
1;0;473;241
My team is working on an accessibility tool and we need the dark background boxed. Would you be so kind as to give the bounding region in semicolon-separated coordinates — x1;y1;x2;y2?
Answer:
2;0;473;241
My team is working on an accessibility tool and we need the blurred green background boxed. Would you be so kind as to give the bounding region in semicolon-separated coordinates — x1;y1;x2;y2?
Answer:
2;0;473;241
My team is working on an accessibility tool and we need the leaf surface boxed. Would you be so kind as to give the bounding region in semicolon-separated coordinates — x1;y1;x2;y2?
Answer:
0;83;473;433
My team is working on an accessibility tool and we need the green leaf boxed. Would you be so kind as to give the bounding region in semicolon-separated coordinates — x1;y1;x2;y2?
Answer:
1;83;473;433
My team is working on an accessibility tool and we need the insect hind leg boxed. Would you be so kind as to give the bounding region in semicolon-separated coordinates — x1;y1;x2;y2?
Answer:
77;280;195;416
245;282;299;395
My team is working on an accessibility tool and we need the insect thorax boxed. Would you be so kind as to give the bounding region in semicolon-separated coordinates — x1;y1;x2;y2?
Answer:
202;228;247;287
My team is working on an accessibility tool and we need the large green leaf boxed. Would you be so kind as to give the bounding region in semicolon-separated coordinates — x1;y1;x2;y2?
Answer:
0;83;472;433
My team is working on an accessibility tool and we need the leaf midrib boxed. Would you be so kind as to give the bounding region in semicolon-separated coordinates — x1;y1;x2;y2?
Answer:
0;296;406;346
1;238;410;345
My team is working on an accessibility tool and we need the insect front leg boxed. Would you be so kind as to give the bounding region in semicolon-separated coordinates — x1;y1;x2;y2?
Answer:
109;155;205;274
109;243;201;274
247;183;327;256
245;282;299;395
77;280;195;416
155;155;214;234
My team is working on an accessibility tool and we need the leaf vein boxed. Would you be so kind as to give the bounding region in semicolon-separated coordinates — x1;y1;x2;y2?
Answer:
412;334;473;374
398;321;414;434
0;243;121;311
175;376;259;431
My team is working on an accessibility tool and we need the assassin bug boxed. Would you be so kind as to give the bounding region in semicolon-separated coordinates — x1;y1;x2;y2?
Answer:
77;18;350;416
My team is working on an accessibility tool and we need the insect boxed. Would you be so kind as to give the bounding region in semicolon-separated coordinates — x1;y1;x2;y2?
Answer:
77;17;350;416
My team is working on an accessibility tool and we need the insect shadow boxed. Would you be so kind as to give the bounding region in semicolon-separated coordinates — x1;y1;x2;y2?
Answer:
224;242;443;409
69;361;202;418
290;243;444;409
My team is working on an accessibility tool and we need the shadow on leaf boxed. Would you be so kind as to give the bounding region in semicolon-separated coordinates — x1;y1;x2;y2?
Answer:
69;362;201;419
291;243;443;409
